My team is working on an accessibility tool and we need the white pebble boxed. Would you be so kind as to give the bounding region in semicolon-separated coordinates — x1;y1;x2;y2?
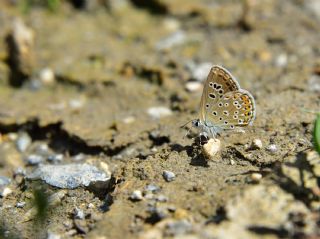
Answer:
69;98;85;110
266;144;277;154
192;62;213;82
147;106;172;119
275;54;288;67
130;190;143;201
251;173;262;182
156;30;186;51
39;68;55;85
185;81;202;92
122;116;135;124
162;18;181;32
251;139;263;150
163;170;175;182
16;133;32;152
202;138;221;159
1;187;13;197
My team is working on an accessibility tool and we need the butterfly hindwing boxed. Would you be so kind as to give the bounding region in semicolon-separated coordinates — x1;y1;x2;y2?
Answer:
206;89;256;130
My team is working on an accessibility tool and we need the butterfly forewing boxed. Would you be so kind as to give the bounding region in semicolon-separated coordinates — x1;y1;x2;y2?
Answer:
200;66;240;123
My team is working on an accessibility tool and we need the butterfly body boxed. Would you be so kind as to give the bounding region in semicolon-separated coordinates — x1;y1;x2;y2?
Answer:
193;65;256;138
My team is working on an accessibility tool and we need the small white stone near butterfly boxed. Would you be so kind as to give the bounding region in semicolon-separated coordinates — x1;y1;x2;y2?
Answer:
147;106;172;119
250;139;263;150
185;81;202;92
202;138;221;160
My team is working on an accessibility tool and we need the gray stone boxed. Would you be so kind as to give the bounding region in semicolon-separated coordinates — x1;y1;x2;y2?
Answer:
16;133;32;152
26;154;44;165
163;170;175;182
27;164;111;189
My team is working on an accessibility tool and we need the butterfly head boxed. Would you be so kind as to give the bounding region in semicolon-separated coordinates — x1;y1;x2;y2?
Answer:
191;119;201;128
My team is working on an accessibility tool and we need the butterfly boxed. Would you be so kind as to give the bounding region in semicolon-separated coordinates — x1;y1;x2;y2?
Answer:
191;65;256;139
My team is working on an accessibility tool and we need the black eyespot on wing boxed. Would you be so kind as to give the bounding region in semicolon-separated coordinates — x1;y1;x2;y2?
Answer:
209;93;216;99
216;85;221;90
219;90;223;94
206;103;210;108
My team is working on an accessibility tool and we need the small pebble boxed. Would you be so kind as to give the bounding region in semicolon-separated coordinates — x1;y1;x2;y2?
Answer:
122;116;135;124
36;143;50;154
16;133;32;152
14;167;26;176
266;144;278;154
251;173;262;183
26;154;44;165
275;54;288;67
163;170;175;182
69;98;85;110
191;62;213;82
308;74;320;92
185;81;202;92
145;184;160;193
0;187;13;197
39;67;55;85
8;133;18;141
74;208;85;220
47;231;61;239
156;195;168;202
250;139;263;150
147;106;172;119
162;18;181;32
130;190;144;201
156;30;186;51
202;138;221;160
16;201;26;208
47;154;64;163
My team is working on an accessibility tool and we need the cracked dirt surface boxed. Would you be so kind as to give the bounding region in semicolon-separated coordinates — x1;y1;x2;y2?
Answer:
0;0;319;238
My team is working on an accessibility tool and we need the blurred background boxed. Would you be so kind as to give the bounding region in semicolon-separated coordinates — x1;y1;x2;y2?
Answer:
0;0;319;238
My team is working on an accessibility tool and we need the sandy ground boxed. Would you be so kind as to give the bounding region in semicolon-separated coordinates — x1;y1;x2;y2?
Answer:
0;0;319;238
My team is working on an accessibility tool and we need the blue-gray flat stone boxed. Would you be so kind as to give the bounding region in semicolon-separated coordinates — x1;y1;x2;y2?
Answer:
27;164;110;189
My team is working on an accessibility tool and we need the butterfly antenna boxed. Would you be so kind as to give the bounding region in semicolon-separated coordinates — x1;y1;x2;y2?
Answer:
183;126;193;140
180;119;193;129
